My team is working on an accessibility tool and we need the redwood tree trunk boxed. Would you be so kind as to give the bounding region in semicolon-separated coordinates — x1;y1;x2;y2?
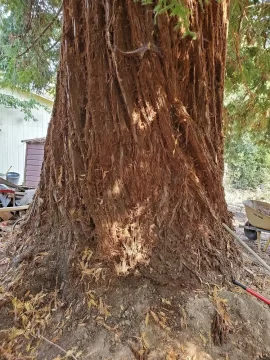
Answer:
18;0;238;292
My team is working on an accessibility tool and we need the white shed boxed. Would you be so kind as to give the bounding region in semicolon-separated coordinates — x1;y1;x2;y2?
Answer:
0;88;53;184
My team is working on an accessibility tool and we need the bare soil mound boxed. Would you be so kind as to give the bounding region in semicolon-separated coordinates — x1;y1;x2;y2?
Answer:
0;205;269;360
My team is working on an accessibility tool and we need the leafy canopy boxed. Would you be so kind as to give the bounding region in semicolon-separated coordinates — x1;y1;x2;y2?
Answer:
225;0;270;145
0;0;61;118
0;0;62;94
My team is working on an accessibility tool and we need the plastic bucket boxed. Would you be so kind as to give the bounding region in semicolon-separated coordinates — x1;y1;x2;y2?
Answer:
6;172;20;185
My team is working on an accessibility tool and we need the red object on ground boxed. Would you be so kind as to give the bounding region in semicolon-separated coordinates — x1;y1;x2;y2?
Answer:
0;189;15;194
233;279;270;305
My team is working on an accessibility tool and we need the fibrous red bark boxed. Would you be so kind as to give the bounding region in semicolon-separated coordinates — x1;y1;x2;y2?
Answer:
15;0;239;293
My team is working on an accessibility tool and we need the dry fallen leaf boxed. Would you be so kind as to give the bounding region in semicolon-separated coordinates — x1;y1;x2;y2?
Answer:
166;349;178;360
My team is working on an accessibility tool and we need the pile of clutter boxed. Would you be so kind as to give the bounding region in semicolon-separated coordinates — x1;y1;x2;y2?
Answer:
0;176;35;222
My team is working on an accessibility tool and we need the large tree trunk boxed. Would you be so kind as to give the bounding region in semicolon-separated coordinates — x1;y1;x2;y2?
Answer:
17;0;239;294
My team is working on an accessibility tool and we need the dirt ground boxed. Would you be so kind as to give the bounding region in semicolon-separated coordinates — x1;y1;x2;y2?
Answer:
0;193;270;360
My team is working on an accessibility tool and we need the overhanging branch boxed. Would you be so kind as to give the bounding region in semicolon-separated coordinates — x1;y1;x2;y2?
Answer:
17;4;63;58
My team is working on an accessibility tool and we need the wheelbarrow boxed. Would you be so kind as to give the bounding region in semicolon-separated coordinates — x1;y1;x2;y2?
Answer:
241;200;270;252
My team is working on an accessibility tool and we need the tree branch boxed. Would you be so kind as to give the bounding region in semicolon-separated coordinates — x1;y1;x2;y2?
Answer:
246;3;270;8
45;35;62;52
17;4;63;58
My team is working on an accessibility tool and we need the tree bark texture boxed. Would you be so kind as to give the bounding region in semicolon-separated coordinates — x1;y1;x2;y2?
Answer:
18;0;239;291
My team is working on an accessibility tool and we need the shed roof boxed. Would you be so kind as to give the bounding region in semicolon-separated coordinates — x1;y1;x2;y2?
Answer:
0;88;54;108
22;137;46;144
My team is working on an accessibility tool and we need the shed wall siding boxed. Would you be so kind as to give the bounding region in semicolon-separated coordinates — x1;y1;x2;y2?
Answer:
0;89;52;182
25;144;44;187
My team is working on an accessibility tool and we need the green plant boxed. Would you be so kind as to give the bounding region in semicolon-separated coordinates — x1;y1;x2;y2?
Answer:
0;0;62;94
0;93;49;121
225;0;270;145
140;0;196;37
225;134;270;189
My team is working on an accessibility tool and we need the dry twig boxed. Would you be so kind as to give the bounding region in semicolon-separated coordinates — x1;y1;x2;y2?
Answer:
37;333;79;360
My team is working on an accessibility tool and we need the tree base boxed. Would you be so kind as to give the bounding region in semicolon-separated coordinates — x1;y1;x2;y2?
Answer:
0;254;268;360
6;212;240;301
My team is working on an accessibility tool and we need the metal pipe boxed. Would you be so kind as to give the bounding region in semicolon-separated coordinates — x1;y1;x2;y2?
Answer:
223;223;270;274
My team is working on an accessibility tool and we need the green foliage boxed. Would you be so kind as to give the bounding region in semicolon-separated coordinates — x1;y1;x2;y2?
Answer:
0;0;62;94
225;0;270;144
140;0;196;37
225;135;270;189
0;0;60;120
0;93;49;121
